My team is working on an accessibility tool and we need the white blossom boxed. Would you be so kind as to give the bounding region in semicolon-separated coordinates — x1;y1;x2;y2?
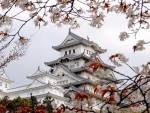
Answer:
118;53;129;63
43;21;48;26
119;32;130;41
51;101;57;109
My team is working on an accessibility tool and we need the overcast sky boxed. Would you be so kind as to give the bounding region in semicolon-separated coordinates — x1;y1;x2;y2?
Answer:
3;12;150;88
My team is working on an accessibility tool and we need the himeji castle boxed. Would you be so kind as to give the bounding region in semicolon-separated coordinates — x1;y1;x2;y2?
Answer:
0;30;122;106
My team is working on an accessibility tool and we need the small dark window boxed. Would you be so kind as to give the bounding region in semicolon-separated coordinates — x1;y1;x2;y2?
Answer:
5;84;7;88
66;80;68;83
50;68;54;73
77;62;79;66
65;51;67;55
69;50;71;54
73;49;75;53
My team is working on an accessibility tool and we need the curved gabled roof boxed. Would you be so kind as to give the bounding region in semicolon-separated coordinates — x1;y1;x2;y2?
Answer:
52;30;107;53
61;79;94;88
45;52;115;70
26;79;46;88
0;69;14;83
59;64;85;80
32;66;46;76
44;53;92;67
70;62;115;74
26;66;47;79
27;67;59;80
47;63;85;82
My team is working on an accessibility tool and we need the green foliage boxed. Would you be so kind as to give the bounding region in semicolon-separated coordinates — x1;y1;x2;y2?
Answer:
30;95;38;112
0;95;55;112
0;96;32;112
43;96;54;113
11;97;32;109
0;96;11;106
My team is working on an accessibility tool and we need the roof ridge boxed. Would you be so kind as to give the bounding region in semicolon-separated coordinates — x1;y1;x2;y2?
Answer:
29;67;47;77
0;69;11;80
26;79;46;88
69;30;88;41
45;53;92;66
60;64;85;80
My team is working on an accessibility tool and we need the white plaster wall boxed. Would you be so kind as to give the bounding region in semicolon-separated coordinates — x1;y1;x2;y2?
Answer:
60;43;97;57
81;45;96;56
78;72;99;81
56;75;76;85
46;76;57;84
37;77;45;83
8;86;64;100
53;67;79;83
7;85;28;92
53;66;58;72
60;44;83;57
62;59;85;69
79;84;94;93
36;76;57;84
0;80;9;92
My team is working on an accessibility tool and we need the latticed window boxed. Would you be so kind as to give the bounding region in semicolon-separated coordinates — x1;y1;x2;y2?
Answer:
5;84;7;88
73;49;75;53
65;51;67;55
69;50;71;54
84;49;86;53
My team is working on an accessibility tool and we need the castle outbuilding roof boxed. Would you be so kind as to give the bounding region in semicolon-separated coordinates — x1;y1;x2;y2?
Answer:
0;69;14;83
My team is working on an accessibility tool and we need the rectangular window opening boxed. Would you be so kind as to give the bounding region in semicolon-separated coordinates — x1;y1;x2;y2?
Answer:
84;49;86;53
73;49;75;53
65;51;67;55
70;65;74;68
69;50;71;54
5;84;7;88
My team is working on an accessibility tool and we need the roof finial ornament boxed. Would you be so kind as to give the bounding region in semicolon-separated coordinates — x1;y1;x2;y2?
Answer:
38;66;40;70
87;36;89;40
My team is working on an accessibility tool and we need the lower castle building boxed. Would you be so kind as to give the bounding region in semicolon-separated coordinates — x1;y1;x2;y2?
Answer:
0;30;122;107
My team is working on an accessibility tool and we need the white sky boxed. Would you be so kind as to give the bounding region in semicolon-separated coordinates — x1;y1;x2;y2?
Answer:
3;12;150;88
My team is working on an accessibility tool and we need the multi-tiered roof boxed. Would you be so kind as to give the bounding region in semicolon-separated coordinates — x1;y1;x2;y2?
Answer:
52;30;107;53
44;30;122;97
0;30;122;106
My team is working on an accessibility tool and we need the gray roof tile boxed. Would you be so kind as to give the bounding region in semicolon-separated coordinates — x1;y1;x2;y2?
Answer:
44;53;91;66
52;30;107;53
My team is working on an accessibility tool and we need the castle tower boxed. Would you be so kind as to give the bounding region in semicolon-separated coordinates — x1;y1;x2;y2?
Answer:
44;30;122;95
0;30;122;106
0;69;14;92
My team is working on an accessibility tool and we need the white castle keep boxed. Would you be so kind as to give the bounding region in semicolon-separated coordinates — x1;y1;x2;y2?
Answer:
0;30;122;105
